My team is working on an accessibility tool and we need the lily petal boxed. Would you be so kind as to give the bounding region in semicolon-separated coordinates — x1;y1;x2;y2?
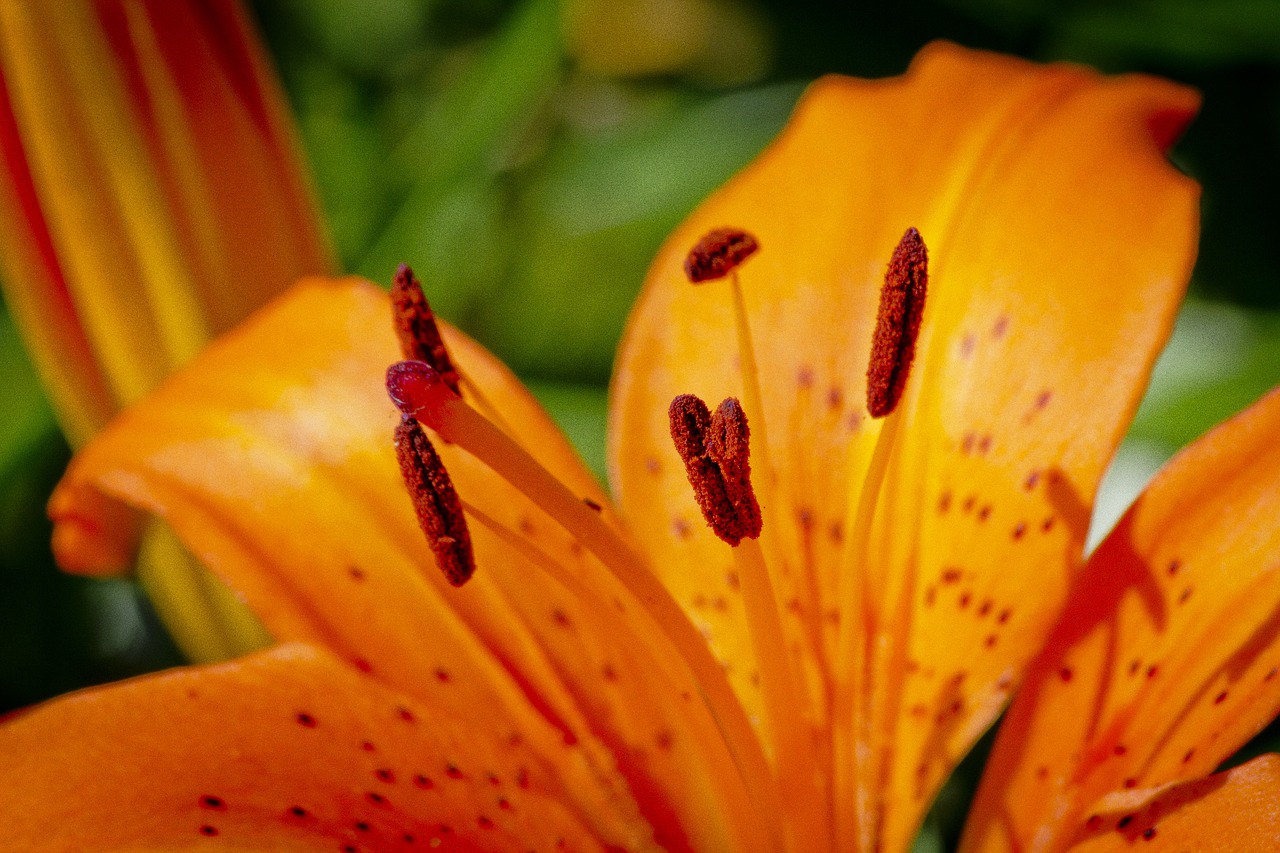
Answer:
51;278;762;851
0;0;331;444
962;387;1280;853
0;643;644;851
609;41;1199;850
1062;755;1280;853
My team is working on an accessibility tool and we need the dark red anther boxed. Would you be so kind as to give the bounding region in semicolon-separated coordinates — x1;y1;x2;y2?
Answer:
706;398;761;540
866;227;928;418
669;393;761;546
391;264;460;394
684;228;760;283
394;417;474;585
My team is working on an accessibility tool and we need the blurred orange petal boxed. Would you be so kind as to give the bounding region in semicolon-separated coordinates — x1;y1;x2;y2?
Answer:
0;643;648;851
963;387;1280;853
610;40;1198;850
0;0;331;444
1062;755;1280;853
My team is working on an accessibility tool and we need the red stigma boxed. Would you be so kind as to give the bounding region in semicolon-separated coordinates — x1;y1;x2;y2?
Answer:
386;360;446;420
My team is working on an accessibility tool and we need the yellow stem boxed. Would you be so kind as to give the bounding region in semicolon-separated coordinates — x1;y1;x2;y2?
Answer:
734;537;827;849
729;270;770;477
832;406;904;853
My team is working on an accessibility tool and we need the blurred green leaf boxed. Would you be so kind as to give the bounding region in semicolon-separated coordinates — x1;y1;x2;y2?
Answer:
479;81;802;381
527;380;610;483
1050;1;1280;66
0;308;57;472
1129;299;1279;450
358;0;564;282
275;0;431;76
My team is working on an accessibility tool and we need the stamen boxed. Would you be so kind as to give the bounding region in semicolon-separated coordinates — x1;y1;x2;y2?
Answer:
684;227;759;283
834;227;930;848
392;416;474;586
385;361;782;843
390;264;460;393
669;394;761;546
866;227;928;418
669;393;825;846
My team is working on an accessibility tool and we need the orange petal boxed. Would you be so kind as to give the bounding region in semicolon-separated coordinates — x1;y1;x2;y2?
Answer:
609;41;1199;851
51;278;761;851
0;0;331;443
963;387;1280;853
0;61;114;447
1062;755;1280;853
0;643;646;851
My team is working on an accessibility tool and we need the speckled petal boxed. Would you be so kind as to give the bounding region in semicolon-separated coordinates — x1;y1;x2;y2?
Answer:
609;41;1199;851
963;388;1280;853
0;644;640;851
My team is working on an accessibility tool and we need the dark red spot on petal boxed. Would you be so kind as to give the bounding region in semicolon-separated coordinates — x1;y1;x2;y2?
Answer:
199;825;219;837
296;712;317;728
199;796;226;811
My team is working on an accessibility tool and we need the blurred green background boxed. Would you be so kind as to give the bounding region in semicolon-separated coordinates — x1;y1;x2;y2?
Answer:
2;0;1279;848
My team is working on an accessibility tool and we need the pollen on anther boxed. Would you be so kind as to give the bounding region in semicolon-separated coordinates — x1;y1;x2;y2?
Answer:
866;227;928;418
393;418;474;585
391;264;460;393
668;394;761;545
684;227;759;283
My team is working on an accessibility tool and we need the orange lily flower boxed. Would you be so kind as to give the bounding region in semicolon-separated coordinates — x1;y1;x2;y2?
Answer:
3;42;1280;852
0;0;332;660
